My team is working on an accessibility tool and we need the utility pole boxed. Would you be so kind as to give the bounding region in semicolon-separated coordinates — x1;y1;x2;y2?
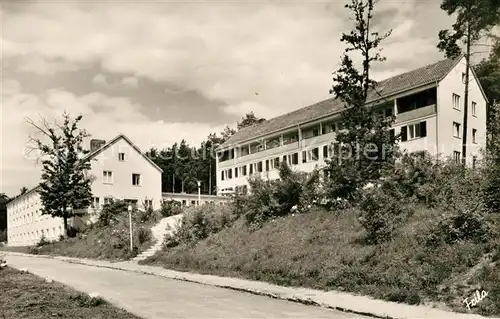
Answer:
462;13;472;166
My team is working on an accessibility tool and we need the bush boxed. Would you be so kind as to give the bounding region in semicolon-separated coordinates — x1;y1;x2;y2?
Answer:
160;200;183;217
0;229;6;242
98;199;128;227
358;187;411;243
432;205;492;245
164;204;235;247
37;235;50;247
136;227;152;245
243;163;320;227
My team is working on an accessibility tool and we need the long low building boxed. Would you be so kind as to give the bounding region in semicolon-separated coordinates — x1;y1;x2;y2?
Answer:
7;134;163;246
162;192;230;206
215;56;488;195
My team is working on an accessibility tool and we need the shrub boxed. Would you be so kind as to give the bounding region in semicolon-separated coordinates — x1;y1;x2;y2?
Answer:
164;204;235;247
432;205;492;245
243;163;320;227
98;199;128;227
136;226;152;245
36;235;50;247
160;200;183;217
0;229;6;242
358;187;411;243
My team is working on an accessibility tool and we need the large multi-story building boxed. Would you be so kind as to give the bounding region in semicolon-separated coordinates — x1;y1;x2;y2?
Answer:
216;56;488;195
7;134;163;246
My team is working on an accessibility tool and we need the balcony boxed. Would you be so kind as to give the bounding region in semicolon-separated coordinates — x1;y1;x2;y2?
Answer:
395;104;436;124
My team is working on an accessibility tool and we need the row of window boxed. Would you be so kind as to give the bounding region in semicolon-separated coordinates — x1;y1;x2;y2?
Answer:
452;122;478;143
102;171;142;186
452;92;477;116
221;144;334;181
10;226;63;241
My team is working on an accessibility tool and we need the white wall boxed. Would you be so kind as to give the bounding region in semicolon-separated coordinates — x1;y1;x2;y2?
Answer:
437;56;487;164
89;137;162;210
7;190;65;246
6;136;163;246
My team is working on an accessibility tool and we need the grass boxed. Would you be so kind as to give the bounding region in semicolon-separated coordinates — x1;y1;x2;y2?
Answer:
0;266;140;319
142;206;500;317
1;210;160;261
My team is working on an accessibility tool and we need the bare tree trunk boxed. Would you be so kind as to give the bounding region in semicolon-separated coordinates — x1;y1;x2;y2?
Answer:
209;160;212;195
63;213;68;237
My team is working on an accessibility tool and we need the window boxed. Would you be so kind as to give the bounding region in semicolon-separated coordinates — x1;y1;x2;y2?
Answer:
472;101;477;116
104;197;113;205
235;167;238;178
452;93;461;110
242;165;247;176
257;161;263;172
453;151;461;163
132;173;141;186
228;169;232;179
462;72;466;83
265;160;269;171
145;199;153;208
291;153;299;165
401;121;427;142
303;148;319;162
221;171;225;181
321;121;336;135
472;156;478;169
103;171;113;184
118;153;125;161
453;122;461;138
323;145;329;159
249;164;254;174
472;129;477;144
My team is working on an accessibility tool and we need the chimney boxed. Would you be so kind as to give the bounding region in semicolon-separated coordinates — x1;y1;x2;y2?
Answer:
90;139;106;153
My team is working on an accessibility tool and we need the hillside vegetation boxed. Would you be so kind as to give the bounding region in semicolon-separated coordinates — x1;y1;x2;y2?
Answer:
143;153;500;316
2;200;161;261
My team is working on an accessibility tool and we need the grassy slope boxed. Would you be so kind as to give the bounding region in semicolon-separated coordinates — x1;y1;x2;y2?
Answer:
0;267;140;319
143;207;500;316
1;211;159;261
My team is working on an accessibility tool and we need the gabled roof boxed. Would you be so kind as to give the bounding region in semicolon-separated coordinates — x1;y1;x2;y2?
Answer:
86;134;163;173
219;57;460;150
8;134;163;205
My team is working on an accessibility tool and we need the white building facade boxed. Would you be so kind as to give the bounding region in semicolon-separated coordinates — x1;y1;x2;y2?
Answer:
7;134;163;246
216;57;488;195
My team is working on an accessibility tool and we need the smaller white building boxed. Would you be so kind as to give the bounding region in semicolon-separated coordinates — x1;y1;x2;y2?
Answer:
7;134;163;246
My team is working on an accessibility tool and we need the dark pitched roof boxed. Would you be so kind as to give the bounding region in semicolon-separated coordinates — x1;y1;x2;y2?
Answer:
8;134;163;205
219;57;460;150
85;134;163;173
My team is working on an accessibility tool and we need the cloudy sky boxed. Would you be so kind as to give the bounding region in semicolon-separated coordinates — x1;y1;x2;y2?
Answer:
1;0;457;196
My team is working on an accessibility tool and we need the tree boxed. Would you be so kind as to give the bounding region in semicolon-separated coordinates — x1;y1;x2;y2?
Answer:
27;112;93;236
437;0;500;164
237;112;265;131
19;187;28;195
0;193;9;232
220;125;236;142
475;39;500;135
323;0;397;201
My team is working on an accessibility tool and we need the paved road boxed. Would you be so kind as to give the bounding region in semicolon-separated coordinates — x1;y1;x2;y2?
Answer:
5;255;369;319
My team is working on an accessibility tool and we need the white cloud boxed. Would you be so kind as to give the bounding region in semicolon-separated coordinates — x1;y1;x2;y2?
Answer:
0;82;226;195
122;76;139;88
1;1;455;194
92;74;108;86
